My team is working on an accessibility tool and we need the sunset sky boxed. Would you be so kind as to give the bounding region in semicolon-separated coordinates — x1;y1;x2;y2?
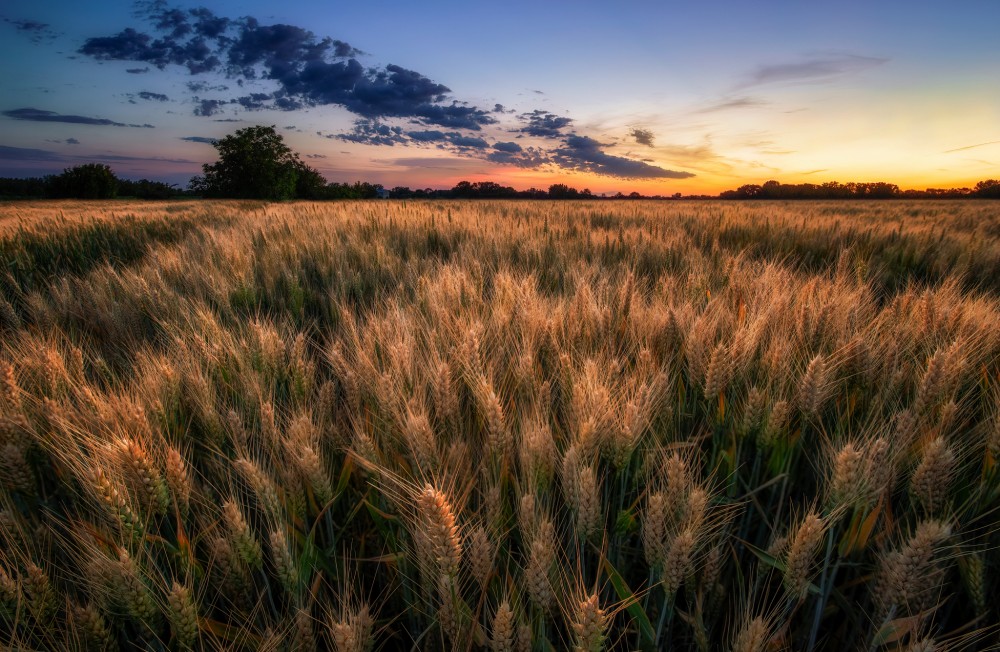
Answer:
1;0;998;194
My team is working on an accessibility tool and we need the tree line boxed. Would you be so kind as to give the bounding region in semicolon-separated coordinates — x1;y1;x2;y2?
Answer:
719;179;1000;199
0;164;187;200
3;126;999;200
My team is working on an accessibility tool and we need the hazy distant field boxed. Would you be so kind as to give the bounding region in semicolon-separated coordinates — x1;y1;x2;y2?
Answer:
0;199;998;650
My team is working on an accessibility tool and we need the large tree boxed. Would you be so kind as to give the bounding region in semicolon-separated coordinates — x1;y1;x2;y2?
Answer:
49;163;119;199
190;125;319;200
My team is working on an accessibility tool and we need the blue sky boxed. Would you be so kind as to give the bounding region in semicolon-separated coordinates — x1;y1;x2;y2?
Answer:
1;0;997;193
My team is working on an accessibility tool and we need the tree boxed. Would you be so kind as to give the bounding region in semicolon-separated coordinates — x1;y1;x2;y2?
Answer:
190;125;306;200
975;179;1000;198
49;163;119;199
293;160;328;199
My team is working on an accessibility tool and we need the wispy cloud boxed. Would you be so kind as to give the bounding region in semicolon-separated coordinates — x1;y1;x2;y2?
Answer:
3;107;154;128
180;136;216;144
737;53;887;89
696;96;765;113
0;145;193;165
0;144;64;161
3;17;59;43
944;140;1000;153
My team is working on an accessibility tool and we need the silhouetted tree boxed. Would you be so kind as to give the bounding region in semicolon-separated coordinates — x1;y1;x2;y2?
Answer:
975;179;1000;198
190;125;303;200
49;164;119;199
548;183;580;199
293;160;328;199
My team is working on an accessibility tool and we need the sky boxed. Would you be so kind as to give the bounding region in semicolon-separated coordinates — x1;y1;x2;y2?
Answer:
0;0;998;194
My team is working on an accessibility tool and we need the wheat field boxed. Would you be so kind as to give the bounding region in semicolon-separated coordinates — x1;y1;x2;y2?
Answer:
0;199;998;651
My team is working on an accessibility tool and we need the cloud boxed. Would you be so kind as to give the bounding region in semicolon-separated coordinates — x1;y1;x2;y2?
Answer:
193;99;227;117
391;156;489;173
180;136;217;144
126;67;150;74
86;153;196;164
338;119;407;146
630;128;654;147
3;17;58;43
448;135;488;149
2;107;154;128
44;137;81;145
552;135;694;179
943;140;1000;154
408;130;447;143
78;4;496;130
518;110;572;138
137;91;169;102
186;81;228;92
79;27;221;74
493;141;522;153
66;137;80;145
697;96;764;113
738;53;887;88
304;153;326;159
0;145;64;161
486;147;549;169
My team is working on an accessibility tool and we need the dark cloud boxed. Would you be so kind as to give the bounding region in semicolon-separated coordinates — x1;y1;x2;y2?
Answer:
407;130;447;143
234;92;271;110
186;81;228;92
630;128;654;147
338;119;407;146
486;147;549;169
193;99;227;117
738;54;888;88
2;107;154;128
0;145;64;161
138;91;169;101
212;118;242;122
79;27;220;74
180;136;217;144
66;137;80;145
187;7;231;38
304;153;326;159
552;135;693;179
45;137;81;145
126;67;150;74
78;4;495;130
492;141;522;153
518;110;572;138
449;135;488;149
399;130;488;150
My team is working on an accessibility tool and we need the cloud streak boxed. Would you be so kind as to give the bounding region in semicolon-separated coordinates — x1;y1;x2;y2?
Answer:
2;107;154;128
944;140;1000;153
737;54;887;89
